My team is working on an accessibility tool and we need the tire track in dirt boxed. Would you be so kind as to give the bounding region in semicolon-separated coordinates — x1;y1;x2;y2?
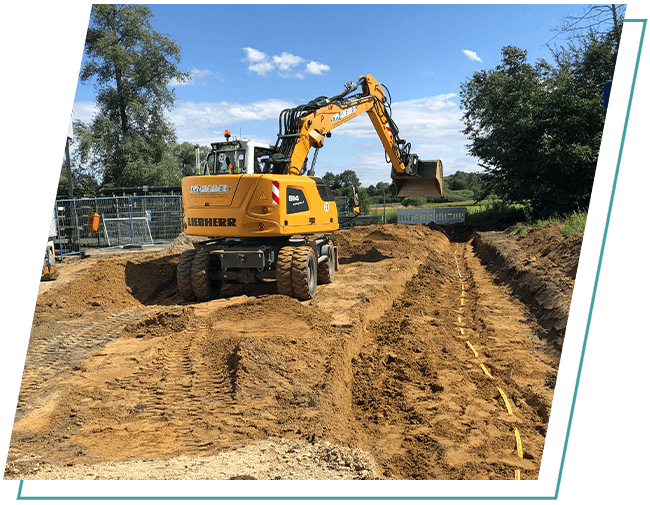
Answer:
7;225;442;475
16;309;149;420
66;311;262;459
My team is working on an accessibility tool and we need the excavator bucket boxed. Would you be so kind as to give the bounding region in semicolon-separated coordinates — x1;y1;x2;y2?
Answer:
41;266;59;282
392;159;444;198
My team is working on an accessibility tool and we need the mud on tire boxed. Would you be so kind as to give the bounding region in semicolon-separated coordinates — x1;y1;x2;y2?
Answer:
276;246;296;297
191;250;222;301
291;246;317;301
317;240;335;285
177;249;197;300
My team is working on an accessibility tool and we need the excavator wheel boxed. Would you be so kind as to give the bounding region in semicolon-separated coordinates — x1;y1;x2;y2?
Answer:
177;249;197;301
191;249;222;301
276;246;296;297
317;240;335;285
291;246;317;301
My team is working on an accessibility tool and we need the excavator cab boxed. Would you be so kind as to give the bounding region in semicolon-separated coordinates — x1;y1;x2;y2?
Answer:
391;158;444;198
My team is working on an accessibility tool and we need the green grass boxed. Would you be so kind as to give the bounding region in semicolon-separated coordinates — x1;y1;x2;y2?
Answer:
537;210;587;235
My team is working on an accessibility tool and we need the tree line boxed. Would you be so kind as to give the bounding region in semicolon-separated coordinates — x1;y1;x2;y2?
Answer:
62;4;623;222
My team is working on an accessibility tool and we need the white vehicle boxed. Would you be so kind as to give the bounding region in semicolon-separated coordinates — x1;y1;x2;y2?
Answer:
202;131;278;176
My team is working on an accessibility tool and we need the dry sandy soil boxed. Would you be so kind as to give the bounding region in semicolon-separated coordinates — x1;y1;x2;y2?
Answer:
4;222;581;481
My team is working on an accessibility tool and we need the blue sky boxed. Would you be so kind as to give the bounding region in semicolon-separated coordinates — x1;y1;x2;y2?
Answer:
72;4;595;186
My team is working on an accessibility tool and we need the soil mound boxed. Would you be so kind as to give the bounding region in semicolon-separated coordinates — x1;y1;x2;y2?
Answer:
35;253;180;317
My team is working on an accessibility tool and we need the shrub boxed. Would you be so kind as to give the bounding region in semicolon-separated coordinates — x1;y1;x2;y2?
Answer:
401;197;427;208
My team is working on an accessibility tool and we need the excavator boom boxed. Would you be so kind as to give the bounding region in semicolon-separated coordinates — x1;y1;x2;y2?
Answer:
273;74;443;198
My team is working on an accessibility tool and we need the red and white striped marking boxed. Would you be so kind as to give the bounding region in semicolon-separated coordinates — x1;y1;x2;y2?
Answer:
271;180;280;205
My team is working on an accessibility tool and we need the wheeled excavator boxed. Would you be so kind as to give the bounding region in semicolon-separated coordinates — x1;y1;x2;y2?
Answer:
177;74;443;302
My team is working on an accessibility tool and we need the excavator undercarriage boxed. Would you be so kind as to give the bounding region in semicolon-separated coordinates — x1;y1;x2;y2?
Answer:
177;235;337;302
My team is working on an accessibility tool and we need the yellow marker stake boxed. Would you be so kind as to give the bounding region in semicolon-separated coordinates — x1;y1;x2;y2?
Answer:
459;328;465;335
458;316;463;324
514;469;521;480
515;429;523;458
466;341;478;357
480;364;493;378
498;388;513;415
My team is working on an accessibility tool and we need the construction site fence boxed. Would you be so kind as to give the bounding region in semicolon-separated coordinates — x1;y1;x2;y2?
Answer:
53;195;350;255
53;195;183;256
53;196;454;255
397;207;466;225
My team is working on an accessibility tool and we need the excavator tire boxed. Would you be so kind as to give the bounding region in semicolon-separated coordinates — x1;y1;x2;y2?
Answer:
177;249;197;301
317;240;335;285
291;246;317;301
191;249;222;301
276;246;296;297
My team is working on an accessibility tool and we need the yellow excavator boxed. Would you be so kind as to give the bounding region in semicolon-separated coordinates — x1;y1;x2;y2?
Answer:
177;74;443;301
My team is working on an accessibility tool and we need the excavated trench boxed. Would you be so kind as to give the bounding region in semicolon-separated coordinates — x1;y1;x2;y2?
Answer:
5;223;578;480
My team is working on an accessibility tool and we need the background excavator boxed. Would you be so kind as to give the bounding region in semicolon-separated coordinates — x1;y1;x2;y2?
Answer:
177;74;443;302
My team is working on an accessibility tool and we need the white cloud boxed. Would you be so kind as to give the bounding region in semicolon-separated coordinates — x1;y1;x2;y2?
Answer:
273;52;303;71
71;101;97;125
305;61;330;75
243;47;275;75
243;47;267;63
167;98;296;145
243;47;330;77
463;49;483;62
170;68;221;86
249;61;275;76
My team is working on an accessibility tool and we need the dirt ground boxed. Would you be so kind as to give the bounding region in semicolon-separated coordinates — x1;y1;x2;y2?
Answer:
4;222;581;480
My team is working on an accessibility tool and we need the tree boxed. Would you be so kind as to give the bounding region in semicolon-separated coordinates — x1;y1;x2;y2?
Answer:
322;171;340;190
549;4;625;55
375;181;396;199
173;142;211;177
57;152;102;199
338;170;361;189
321;169;361;191
460;14;620;220
76;4;189;188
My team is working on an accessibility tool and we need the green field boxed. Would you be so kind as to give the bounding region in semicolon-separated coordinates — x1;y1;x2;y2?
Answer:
368;201;586;235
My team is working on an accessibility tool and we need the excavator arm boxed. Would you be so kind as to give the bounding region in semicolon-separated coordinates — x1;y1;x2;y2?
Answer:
272;74;443;198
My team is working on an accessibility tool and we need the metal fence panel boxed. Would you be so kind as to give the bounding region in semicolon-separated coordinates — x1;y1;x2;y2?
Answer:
434;207;466;225
334;196;349;215
54;195;183;255
397;208;434;224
